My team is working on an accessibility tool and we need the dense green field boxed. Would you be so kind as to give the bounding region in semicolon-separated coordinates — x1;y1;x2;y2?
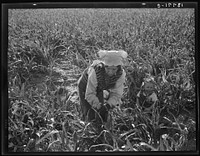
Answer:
7;9;196;152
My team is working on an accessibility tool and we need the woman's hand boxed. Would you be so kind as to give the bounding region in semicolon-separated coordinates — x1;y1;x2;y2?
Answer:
93;102;101;110
103;90;110;100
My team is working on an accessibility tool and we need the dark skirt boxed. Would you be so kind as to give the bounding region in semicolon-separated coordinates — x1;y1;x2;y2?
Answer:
77;69;108;124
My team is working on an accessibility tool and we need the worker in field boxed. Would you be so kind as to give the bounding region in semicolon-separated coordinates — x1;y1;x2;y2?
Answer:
77;50;128;130
136;76;159;113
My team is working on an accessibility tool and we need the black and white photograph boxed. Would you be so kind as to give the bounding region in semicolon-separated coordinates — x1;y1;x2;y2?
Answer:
2;2;198;154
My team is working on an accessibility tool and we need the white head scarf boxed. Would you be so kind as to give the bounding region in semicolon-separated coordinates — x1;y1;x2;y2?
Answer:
97;50;128;66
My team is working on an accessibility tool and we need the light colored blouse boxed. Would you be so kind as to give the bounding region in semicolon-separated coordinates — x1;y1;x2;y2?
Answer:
85;65;126;108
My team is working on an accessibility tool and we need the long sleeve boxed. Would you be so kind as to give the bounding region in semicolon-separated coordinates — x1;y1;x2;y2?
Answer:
85;67;100;107
107;69;126;107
